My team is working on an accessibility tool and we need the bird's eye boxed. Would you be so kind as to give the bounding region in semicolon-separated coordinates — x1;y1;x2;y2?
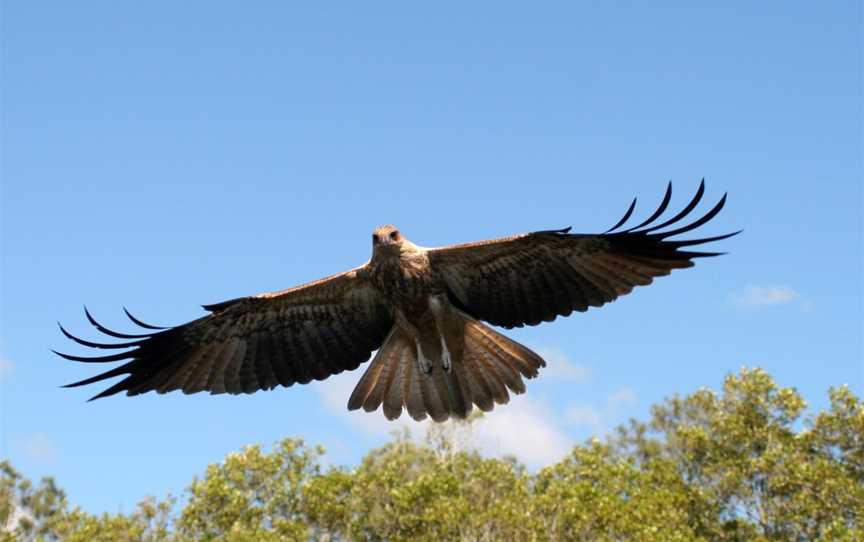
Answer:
372;234;379;244
390;231;399;240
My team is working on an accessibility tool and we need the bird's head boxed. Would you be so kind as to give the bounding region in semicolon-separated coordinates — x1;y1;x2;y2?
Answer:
371;224;405;257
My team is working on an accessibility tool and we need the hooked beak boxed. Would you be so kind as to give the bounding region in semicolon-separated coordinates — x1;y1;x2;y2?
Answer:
375;238;400;253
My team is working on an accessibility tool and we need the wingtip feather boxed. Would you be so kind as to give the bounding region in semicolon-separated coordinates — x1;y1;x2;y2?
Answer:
604;197;637;234
83;306;155;339
622;181;673;233
123;307;169;330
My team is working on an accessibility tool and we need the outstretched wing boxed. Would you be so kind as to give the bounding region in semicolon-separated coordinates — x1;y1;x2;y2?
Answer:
56;267;393;400
428;181;739;329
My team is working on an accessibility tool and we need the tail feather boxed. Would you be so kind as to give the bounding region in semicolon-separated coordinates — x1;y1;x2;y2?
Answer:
359;356;393;413
469;348;511;405
383;349;408;420
479;344;525;394
441;367;470;420
452;351;494;412
347;313;545;422
402;349;427;421
469;321;542;379
346;329;397;411
426;369;454;422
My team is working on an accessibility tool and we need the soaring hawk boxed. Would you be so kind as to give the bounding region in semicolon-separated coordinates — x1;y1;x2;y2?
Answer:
57;181;737;422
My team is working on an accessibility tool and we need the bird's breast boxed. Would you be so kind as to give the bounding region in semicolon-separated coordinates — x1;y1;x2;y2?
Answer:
369;253;442;321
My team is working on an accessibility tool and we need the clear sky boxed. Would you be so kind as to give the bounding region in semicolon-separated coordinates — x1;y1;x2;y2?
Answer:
1;2;861;514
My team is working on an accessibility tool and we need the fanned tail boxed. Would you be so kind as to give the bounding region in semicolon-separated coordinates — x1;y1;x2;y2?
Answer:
459;317;544;409
347;312;545;422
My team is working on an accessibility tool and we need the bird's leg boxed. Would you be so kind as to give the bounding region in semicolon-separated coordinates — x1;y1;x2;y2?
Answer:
415;340;433;374
426;294;453;373
439;335;452;373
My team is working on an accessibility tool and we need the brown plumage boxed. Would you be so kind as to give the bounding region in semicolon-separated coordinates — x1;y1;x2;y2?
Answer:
57;181;738;421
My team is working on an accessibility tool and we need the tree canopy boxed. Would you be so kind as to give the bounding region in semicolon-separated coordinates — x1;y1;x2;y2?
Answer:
3;368;862;541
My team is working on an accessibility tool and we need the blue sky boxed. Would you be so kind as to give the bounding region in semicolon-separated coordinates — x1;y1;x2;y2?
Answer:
2;2;861;514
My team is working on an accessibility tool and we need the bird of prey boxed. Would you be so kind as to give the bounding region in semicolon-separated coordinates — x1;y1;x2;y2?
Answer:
57;181;737;422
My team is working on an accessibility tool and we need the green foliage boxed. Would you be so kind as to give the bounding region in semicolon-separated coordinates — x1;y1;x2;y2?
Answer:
51;496;174;542
2;368;861;541
531;443;711;541
303;425;535;541
1;462;68;541
0;462;172;542
176;438;321;541
609;368;864;541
